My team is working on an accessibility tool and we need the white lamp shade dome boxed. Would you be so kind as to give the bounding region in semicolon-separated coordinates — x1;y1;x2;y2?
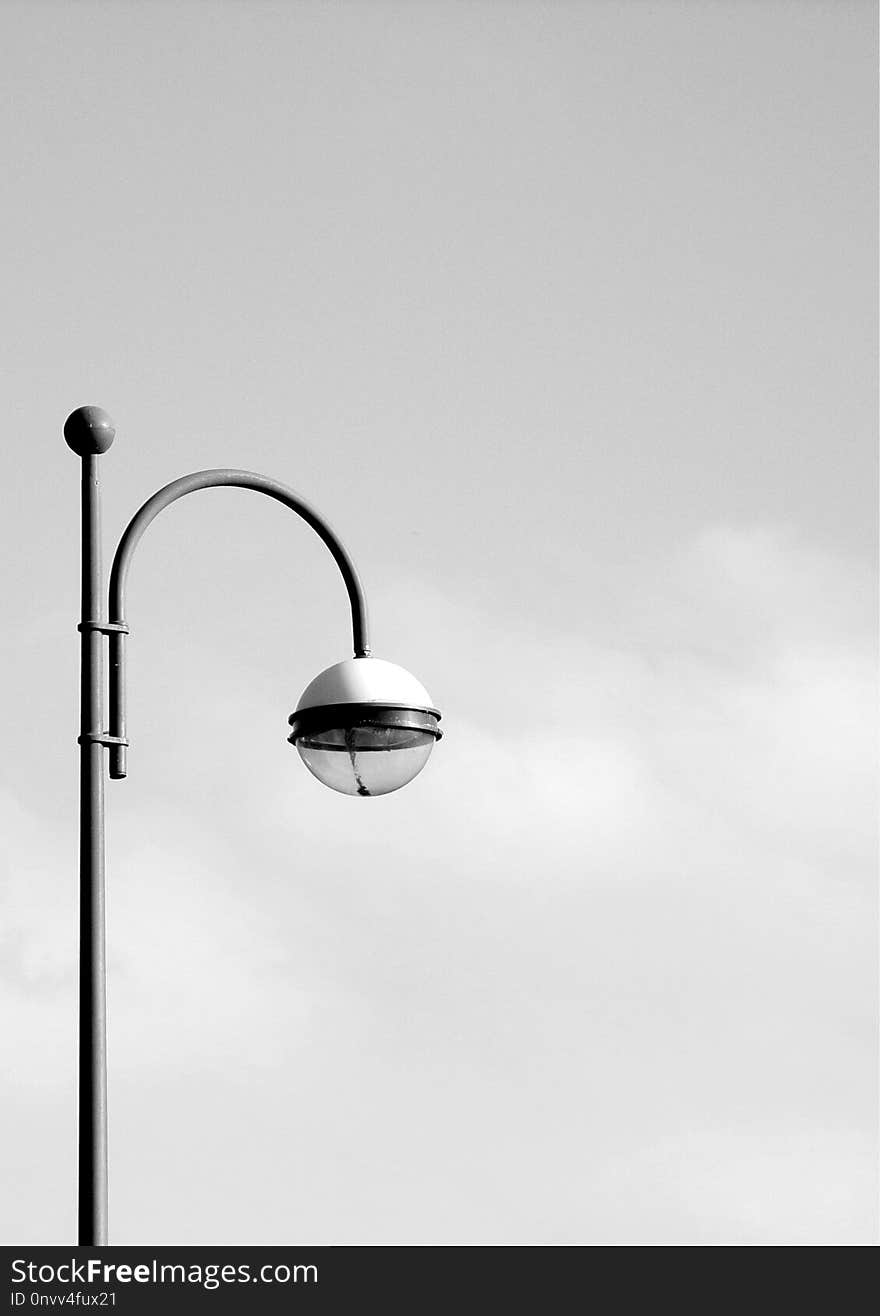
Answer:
294;657;437;714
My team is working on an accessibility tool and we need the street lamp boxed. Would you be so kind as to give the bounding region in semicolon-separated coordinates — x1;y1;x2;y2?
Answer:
64;405;442;1247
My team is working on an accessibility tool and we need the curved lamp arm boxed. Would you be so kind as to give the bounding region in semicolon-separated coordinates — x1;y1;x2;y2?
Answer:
106;469;371;780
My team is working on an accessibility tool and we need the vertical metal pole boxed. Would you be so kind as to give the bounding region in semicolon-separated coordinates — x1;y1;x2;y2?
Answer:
66;406;115;1248
79;453;108;1246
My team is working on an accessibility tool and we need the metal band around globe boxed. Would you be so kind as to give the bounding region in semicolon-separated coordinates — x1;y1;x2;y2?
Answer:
287;704;442;744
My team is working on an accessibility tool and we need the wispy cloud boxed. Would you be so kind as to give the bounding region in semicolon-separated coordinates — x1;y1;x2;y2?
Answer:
2;522;874;1242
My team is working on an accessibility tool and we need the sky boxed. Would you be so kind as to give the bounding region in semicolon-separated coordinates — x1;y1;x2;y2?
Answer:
0;0;876;1245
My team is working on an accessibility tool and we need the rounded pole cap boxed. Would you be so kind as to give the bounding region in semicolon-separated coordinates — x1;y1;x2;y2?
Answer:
64;406;116;455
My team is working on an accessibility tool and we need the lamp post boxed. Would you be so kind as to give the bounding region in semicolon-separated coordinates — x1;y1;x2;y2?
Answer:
64;405;442;1247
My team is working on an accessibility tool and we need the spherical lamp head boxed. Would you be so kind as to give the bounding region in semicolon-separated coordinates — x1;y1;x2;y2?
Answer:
64;406;116;455
288;657;442;797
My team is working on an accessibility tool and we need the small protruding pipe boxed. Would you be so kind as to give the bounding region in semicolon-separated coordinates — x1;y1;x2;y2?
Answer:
108;631;126;780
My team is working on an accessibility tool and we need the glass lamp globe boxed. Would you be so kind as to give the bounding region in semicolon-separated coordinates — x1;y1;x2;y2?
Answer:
288;658;442;797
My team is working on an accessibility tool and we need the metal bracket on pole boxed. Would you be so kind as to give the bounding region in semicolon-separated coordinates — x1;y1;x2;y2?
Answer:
77;621;130;636
77;733;130;748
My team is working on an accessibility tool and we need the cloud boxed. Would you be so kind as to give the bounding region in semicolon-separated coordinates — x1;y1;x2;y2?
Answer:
587;1125;877;1244
1;523;875;1242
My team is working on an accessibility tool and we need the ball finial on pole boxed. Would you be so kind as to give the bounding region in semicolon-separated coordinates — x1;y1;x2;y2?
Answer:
64;406;116;455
